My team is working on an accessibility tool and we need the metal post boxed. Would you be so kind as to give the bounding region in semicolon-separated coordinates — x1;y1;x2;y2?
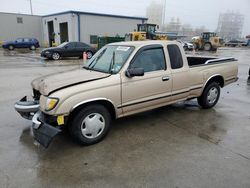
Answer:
30;0;33;15
162;0;166;27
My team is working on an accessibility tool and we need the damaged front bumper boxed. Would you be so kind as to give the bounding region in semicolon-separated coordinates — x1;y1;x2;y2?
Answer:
15;96;61;148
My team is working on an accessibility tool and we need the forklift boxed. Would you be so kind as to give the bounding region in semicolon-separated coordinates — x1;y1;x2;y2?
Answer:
125;23;167;41
192;32;223;51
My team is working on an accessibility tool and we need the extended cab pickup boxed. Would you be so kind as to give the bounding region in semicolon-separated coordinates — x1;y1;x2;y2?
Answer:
15;41;238;148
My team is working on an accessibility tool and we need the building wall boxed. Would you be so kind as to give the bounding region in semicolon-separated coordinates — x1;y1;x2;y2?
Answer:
42;13;78;46
80;14;144;45
0;12;43;43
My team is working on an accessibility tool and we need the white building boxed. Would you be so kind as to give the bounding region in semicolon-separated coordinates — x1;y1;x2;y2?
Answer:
0;11;147;47
146;1;164;28
216;12;244;40
0;12;43;43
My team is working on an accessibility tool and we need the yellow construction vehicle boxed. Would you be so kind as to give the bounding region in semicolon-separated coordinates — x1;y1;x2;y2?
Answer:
125;23;167;41
192;32;224;51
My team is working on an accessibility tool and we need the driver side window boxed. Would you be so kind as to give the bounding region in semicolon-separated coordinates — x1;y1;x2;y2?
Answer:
16;39;23;43
66;42;76;48
131;48;166;73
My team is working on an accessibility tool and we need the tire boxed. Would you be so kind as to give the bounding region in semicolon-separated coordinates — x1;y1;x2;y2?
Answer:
52;52;60;60
30;45;36;50
8;45;14;50
198;82;220;109
204;43;212;51
69;104;112;145
86;51;93;59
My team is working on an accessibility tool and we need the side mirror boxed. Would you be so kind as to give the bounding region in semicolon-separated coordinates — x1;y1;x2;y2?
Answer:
64;45;68;49
125;68;144;78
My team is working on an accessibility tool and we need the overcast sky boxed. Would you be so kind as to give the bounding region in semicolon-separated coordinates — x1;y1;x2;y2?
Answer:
1;0;249;36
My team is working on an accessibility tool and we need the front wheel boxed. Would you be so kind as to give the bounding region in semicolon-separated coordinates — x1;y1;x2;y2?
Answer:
193;43;199;50
69;105;112;145
204;43;212;51
198;82;220;108
52;52;60;60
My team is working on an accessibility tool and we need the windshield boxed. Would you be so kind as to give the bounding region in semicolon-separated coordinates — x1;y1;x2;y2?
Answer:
57;42;68;48
84;45;134;74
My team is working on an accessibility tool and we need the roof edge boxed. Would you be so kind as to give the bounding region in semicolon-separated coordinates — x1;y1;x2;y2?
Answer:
0;11;41;17
42;10;148;20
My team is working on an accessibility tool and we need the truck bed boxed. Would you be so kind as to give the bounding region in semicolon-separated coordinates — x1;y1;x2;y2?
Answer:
187;56;236;67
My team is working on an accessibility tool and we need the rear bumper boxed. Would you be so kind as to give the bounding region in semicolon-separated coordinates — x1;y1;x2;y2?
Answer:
15;96;61;148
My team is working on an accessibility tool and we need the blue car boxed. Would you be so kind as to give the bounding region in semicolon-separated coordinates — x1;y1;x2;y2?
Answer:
2;38;40;50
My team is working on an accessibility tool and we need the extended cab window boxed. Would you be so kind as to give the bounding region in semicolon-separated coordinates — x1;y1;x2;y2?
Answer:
167;44;183;69
131;48;166;72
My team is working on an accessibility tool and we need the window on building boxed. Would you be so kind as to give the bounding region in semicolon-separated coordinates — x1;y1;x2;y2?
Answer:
167;44;183;69
90;35;98;44
131;48;166;73
17;17;23;24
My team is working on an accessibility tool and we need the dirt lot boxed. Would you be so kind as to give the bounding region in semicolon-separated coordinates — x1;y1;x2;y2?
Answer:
0;47;250;188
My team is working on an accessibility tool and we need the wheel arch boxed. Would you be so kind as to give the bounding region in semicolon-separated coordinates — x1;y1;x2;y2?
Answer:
203;75;224;91
68;98;117;122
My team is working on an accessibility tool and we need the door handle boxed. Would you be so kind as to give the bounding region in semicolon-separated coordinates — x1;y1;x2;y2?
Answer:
162;76;170;81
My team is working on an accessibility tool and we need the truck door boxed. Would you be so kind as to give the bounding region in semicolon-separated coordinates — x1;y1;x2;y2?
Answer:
166;44;190;101
121;45;172;115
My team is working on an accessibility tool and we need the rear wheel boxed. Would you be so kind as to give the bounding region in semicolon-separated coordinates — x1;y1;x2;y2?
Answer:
52;52;60;60
204;43;212;51
86;51;93;59
30;45;36;50
198;82;220;108
8;45;14;50
69;105;112;145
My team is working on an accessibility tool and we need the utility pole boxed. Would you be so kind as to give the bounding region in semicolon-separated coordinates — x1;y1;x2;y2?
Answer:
29;0;33;15
162;0;166;28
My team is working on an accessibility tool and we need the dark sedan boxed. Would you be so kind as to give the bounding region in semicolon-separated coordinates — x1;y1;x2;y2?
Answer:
41;42;97;60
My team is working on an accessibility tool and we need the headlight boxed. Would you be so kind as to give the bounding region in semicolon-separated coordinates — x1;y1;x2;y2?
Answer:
45;97;59;111
45;51;50;54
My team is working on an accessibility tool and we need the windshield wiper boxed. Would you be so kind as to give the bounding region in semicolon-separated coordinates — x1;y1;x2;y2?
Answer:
109;51;115;74
88;49;106;69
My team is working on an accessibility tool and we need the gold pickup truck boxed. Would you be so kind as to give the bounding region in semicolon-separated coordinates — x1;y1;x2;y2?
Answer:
15;41;238;148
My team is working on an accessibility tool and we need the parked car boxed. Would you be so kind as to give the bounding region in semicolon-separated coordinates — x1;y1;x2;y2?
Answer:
2;38;40;50
224;40;247;47
177;40;194;51
15;40;238;148
41;42;97;60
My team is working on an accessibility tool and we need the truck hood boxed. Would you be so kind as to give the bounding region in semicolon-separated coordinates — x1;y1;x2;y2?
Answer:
31;69;110;96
